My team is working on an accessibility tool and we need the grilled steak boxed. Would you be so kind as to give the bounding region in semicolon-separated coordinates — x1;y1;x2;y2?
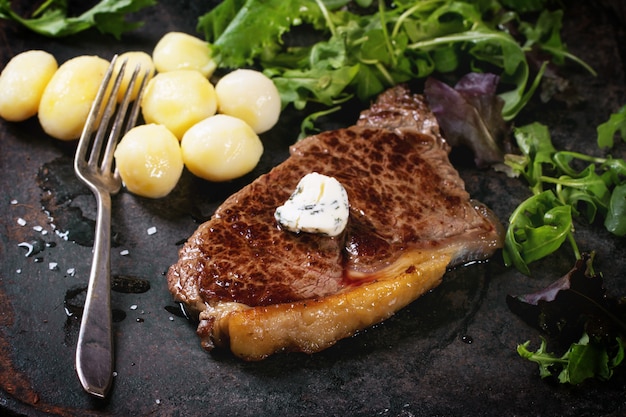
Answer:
167;85;504;360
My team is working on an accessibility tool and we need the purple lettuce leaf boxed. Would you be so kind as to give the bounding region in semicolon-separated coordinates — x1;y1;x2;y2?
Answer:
507;253;626;348
424;73;508;168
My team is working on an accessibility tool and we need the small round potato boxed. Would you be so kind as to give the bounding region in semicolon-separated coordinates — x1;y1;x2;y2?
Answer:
181;114;263;182
38;55;110;141
0;50;58;122
215;69;281;134
141;70;218;139
112;51;155;102
114;124;183;198
153;32;217;78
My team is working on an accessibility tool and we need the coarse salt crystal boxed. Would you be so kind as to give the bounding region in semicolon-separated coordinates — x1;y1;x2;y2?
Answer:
147;226;157;235
48;262;58;271
55;230;69;240
18;242;34;257
17;218;26;226
10;199;18;205
16;269;21;274
120;249;129;256
67;268;76;277
33;225;43;232
130;304;138;310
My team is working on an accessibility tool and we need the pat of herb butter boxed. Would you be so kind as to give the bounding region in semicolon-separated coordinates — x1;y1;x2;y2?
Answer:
275;172;349;237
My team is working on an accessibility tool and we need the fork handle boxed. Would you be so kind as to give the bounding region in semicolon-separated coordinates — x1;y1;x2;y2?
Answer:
76;190;114;398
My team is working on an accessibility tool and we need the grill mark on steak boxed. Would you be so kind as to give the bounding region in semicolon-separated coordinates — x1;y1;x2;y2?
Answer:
167;85;504;359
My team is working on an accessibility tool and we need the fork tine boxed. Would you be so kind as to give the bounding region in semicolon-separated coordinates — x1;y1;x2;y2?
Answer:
125;67;150;132
75;55;119;169
88;59;127;169
99;63;132;173
101;64;150;175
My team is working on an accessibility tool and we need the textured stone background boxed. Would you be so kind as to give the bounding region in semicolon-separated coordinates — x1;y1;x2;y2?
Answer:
0;1;624;416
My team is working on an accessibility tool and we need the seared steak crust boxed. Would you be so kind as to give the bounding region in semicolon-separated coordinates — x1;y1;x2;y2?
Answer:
357;83;444;135
167;85;503;359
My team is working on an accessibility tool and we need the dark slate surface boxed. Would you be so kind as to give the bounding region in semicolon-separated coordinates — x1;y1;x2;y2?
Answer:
0;1;625;416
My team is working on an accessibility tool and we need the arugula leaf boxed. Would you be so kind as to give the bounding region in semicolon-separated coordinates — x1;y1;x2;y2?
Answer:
519;9;596;76
605;184;626;236
507;122;556;191
597;104;626;148
503;121;626;274
0;0;156;39
517;338;565;379
561;336;611;384
503;190;572;275
517;334;622;384
271;64;360;109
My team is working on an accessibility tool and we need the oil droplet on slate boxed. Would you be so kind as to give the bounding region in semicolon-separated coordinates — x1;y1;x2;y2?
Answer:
62;276;149;343
63;286;128;345
165;303;198;323
64;280;146;316
112;275;151;294
37;156;118;247
63;286;85;345
64;286;86;319
112;309;127;322
64;286;127;322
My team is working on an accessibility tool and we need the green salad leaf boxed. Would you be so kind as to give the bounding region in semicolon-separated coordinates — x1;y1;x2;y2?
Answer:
605;184;626;236
597;104;626;149
518;334;623;384
197;0;591;127
503;120;626;274
0;0;156;38
503;190;572;276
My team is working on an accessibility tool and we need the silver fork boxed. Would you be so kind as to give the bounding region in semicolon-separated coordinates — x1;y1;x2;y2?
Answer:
73;55;149;398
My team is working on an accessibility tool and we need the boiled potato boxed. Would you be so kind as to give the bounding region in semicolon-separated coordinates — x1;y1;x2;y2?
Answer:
0;50;58;122
38;55;109;141
153;32;217;78
181;114;263;182
141;70;218;139
215;69;281;134
112;51;155;102
114;124;183;198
